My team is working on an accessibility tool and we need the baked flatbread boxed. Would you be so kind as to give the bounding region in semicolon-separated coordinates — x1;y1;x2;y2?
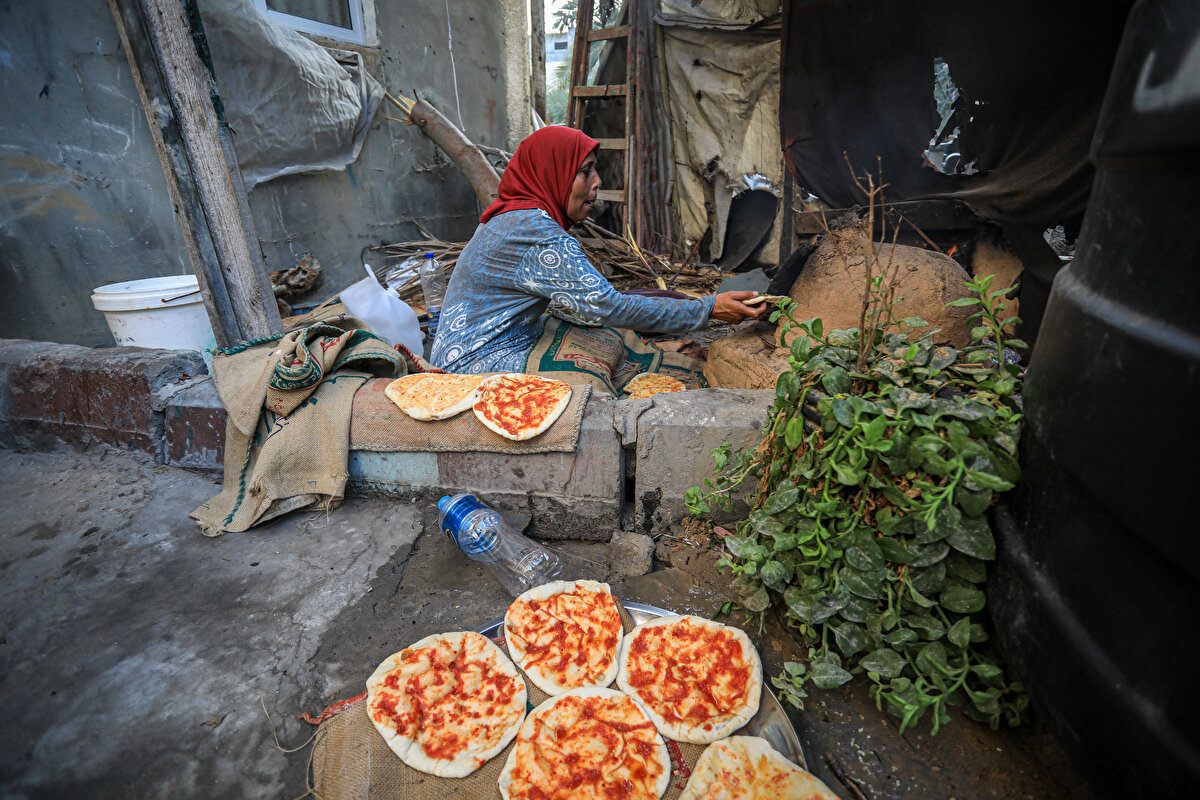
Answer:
743;294;788;306
504;580;623;695
678;735;840;800
498;687;671;800
617;615;763;744
383;372;487;421
623;373;686;399
472;373;572;441
365;631;526;778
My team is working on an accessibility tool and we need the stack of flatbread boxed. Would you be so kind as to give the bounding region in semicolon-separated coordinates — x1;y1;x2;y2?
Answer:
383;372;573;441
362;581;841;799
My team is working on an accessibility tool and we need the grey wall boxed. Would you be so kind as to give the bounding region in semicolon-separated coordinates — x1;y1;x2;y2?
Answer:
0;0;510;347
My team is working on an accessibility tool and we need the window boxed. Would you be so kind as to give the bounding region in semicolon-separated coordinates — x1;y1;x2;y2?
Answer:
554;41;568;50
254;0;370;45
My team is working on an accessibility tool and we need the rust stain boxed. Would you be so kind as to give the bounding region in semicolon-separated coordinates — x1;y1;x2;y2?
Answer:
1;154;97;225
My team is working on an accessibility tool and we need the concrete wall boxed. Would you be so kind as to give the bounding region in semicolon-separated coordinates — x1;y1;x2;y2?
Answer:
0;0;523;348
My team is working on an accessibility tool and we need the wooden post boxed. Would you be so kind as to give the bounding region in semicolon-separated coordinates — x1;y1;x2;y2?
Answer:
531;0;546;122
108;0;281;348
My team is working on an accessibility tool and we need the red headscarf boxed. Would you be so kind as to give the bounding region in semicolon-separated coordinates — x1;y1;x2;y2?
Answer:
480;126;599;231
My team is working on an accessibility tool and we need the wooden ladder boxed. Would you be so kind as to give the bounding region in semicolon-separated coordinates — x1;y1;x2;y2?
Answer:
566;0;639;241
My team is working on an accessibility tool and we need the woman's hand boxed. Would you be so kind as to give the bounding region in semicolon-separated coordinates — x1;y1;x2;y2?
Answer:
710;291;770;323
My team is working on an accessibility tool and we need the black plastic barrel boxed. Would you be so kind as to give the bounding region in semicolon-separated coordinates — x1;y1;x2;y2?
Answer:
989;1;1200;796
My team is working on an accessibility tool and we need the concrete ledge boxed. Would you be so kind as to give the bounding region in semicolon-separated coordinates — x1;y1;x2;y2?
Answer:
347;394;623;540
0;339;205;458
161;377;227;472
632;388;774;534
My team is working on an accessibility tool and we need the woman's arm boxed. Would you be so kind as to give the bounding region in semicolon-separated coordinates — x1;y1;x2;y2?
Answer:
516;236;728;334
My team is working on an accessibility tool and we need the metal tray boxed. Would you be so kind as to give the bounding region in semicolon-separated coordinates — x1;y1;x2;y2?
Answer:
477;600;807;770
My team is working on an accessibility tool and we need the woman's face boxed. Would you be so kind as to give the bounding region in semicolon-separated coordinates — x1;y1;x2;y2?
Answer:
565;153;601;224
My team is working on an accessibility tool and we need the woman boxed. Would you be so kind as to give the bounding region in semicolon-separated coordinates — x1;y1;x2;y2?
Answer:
430;126;767;374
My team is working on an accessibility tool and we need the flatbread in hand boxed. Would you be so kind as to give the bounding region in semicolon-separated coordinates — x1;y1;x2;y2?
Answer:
473;373;572;441
678;735;840;800
383;372;487;421
617;615;762;744
498;687;671;800
504;580;623;695
743;294;788;306
623;374;686;399
365;631;526;777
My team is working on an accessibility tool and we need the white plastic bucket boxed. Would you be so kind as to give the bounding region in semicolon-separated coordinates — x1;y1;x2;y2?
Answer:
91;275;216;361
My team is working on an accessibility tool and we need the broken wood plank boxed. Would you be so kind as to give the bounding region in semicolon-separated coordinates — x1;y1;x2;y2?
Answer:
597;189;626;203
108;0;280;347
587;25;630;42
572;84;628;97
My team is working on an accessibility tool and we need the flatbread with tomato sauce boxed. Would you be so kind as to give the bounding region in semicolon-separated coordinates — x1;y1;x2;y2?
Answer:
473;373;572;441
678;735;839;800
504;580;623;695
498;687;671;800
384;372;487;421
365;631;527;777
616;615;762;744
623;373;686;399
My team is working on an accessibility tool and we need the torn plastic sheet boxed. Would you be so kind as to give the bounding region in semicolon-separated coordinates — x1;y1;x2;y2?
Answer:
656;0;781;29
661;24;782;260
198;0;383;189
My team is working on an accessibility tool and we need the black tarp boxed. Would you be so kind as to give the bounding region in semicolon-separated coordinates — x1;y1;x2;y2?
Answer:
780;0;1134;229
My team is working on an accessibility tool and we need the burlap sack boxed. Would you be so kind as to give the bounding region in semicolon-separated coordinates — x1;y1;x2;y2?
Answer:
349;377;592;455
523;317;708;395
191;323;404;536
311;603;709;800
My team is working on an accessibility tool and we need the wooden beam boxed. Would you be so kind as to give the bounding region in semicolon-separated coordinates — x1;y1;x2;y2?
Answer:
108;0;280;347
530;0;546;121
597;189;626;203
571;84;627;97
586;25;629;42
594;138;627;150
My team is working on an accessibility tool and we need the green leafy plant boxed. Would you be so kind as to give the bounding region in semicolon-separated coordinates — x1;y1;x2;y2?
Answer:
686;273;1029;735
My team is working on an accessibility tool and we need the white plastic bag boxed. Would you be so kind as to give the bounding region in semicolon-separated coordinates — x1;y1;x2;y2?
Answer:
340;265;424;355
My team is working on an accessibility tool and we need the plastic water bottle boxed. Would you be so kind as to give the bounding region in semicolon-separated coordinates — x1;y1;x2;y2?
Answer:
419;253;445;337
437;494;598;597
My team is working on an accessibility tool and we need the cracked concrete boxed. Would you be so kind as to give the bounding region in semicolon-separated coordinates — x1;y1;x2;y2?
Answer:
0;446;1095;800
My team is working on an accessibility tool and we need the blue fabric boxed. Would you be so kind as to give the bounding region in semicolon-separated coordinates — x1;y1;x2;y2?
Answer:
430;209;715;374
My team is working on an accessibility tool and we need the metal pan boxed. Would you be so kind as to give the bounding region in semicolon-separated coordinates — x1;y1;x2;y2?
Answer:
476;600;807;770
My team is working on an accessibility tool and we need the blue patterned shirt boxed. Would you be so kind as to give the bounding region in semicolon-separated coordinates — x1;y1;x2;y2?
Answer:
430;209;715;373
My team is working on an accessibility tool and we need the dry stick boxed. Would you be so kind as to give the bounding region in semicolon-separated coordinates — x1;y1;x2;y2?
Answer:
824;752;871;800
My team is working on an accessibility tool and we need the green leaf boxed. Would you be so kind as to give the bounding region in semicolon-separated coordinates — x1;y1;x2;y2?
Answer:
876;536;915;565
791;336;811;362
845;540;886;572
908;540;950;568
971;663;1004;681
947;617;971;649
966;469;1014;492
860;648;906;678
726;535;769;562
941;583;986;614
945;551;989;584
771;528;800;551
918;505;960;544
831;397;855;427
760;559;789;592
946;516;997;560
810;318;824;339
832;621;871;658
883;627;919;646
910;561;947;594
837;595;879;624
833;462;865;485
906;582;937;608
905;614;946;640
784;661;806;677
784;586;842;625
748;510;786;538
928;346;958;371
810;658;853;689
916;641;950;675
762;484;800;515
840;567;886;600
901;316;930;328
955;484;992;518
822;366;852;395
784;415;807;450
863;415;887;444
945;297;979;308
890;387;932;412
740;584;772;612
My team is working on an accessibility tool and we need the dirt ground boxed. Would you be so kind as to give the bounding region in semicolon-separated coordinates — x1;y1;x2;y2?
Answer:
0;446;1093;799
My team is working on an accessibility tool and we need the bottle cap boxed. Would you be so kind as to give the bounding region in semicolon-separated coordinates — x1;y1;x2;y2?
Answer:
438;495;452;513
424;252;435;258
